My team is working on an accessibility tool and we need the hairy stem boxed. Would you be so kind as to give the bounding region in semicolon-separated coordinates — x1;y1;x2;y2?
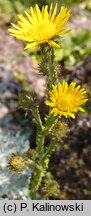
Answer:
29;44;58;199
29;114;57;199
40;44;58;89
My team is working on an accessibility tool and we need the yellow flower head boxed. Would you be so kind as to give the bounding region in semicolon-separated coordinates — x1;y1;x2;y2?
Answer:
8;4;71;49
46;81;88;119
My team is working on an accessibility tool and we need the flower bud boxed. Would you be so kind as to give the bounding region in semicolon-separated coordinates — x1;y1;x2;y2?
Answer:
51;121;69;141
8;153;27;173
42;179;60;198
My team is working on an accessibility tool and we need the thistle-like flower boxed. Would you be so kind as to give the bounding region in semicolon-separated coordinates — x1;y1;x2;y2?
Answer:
8;153;35;173
8;153;27;173
8;4;71;49
46;81;88;118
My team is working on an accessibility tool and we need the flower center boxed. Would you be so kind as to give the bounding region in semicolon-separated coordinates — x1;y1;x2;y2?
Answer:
56;95;74;112
30;20;55;42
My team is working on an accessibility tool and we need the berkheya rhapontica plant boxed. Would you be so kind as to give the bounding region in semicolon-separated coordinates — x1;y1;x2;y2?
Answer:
8;3;88;199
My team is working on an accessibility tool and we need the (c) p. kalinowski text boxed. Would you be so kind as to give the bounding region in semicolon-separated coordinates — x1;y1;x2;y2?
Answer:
32;202;83;212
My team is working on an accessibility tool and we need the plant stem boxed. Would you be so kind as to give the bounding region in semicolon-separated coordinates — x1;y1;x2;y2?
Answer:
36;129;45;161
29;114;57;199
42;139;56;162
29;44;58;199
29;166;44;199
40;44;57;89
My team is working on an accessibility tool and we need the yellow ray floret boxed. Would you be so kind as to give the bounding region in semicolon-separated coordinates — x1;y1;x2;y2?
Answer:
46;81;88;119
8;3;71;49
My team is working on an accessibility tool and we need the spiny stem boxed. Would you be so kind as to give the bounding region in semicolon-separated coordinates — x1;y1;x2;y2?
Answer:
43;139;56;162
44;115;57;135
29;137;57;199
29;161;48;199
29;44;58;199
36;128;45;161
29;114;57;199
40;44;57;89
